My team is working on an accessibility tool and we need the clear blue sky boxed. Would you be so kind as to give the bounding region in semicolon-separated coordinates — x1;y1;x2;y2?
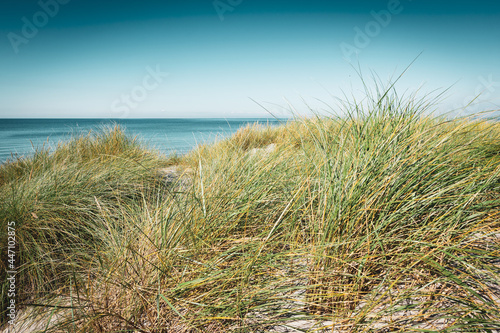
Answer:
1;0;499;118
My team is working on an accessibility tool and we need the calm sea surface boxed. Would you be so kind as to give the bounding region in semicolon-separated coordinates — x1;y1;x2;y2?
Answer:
0;118;284;164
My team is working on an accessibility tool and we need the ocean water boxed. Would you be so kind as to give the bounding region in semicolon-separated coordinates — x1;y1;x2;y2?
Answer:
0;118;284;164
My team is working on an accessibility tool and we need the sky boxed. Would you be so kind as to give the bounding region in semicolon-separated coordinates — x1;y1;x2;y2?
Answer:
0;0;499;118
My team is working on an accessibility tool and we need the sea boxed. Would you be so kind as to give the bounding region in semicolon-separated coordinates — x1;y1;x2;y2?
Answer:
0;118;284;164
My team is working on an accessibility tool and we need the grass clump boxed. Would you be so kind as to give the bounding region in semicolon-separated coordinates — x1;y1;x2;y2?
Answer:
1;86;499;332
0;126;170;327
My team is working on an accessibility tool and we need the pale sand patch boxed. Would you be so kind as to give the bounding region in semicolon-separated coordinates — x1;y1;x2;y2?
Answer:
248;144;277;157
1;297;72;333
157;165;193;190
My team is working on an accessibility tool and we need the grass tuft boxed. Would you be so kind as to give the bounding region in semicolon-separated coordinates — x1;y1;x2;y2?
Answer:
1;87;499;332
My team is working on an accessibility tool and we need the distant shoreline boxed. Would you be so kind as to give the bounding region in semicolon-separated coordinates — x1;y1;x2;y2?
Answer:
0;118;286;164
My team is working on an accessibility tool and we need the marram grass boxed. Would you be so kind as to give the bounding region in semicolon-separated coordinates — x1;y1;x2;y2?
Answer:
1;91;499;332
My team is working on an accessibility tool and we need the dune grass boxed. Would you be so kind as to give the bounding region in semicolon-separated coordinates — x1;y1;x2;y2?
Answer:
1;87;499;332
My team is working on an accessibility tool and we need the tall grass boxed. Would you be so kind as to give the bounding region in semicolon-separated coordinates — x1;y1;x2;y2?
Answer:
1;87;499;332
0;126;170;327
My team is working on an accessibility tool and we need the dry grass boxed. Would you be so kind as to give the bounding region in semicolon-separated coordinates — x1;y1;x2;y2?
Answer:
1;86;499;332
